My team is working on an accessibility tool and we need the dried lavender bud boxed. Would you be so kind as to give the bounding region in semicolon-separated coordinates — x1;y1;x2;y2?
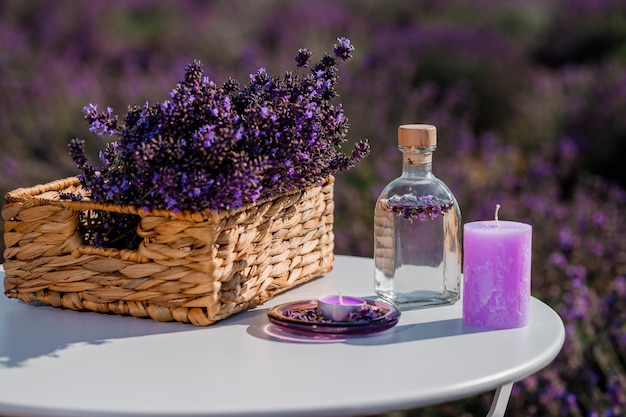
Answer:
83;104;118;137
295;48;312;68
333;37;354;61
380;194;454;221
59;191;84;201
283;303;388;323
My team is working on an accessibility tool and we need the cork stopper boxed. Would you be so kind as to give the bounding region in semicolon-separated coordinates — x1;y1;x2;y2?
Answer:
398;124;437;147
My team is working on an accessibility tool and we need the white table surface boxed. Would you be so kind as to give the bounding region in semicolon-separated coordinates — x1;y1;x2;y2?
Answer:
0;255;564;417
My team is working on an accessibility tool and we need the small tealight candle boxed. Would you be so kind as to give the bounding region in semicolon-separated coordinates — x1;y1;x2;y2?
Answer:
463;205;532;329
317;293;366;322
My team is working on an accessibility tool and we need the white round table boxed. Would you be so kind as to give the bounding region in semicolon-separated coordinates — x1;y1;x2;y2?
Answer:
0;255;564;417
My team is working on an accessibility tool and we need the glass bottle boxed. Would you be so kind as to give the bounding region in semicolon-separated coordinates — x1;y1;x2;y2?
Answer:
374;124;461;308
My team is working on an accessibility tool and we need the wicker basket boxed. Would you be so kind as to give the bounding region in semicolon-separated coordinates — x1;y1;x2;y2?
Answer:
2;176;334;325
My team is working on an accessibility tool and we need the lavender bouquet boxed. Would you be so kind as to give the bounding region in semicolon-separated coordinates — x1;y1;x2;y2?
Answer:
67;38;369;249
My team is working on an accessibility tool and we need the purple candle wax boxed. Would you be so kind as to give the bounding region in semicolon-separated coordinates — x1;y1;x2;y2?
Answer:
317;295;366;322
463;220;532;329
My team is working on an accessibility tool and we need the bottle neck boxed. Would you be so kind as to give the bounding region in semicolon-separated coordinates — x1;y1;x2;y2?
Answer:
400;146;434;178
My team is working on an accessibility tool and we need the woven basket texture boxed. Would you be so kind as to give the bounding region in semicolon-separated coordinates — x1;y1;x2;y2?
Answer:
2;176;334;325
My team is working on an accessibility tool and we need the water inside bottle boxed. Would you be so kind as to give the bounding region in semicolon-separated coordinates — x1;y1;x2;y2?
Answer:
374;196;460;308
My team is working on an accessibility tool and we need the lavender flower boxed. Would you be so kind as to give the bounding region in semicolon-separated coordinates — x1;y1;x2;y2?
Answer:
333;37;354;61
283;302;388;323
380;194;454;221
83;104;118;137
295;48;312;68
68;39;369;248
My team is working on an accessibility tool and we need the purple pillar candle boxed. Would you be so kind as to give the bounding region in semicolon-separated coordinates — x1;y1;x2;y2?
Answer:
462;218;532;329
317;294;366;322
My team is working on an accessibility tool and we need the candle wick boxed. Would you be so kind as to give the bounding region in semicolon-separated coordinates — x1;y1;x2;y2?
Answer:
338;291;343;305
495;204;501;227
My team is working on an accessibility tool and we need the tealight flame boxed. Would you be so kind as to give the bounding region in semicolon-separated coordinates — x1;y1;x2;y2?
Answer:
495;204;501;227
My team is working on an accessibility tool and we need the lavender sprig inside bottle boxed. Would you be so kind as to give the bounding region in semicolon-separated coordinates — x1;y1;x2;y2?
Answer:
380;194;454;221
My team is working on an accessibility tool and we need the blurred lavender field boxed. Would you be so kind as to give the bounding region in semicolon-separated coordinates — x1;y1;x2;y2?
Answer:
1;0;625;415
